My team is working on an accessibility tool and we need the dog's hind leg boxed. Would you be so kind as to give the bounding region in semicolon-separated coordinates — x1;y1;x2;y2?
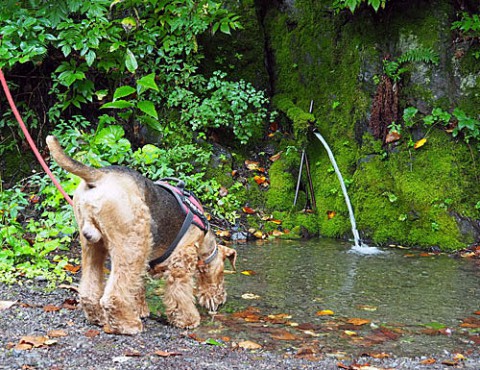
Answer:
163;242;200;329
100;232;150;335
78;236;108;326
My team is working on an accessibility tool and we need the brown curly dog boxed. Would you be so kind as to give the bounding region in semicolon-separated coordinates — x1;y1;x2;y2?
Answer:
46;136;236;335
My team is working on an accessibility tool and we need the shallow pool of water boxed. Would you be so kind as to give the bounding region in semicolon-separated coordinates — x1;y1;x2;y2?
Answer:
210;238;480;357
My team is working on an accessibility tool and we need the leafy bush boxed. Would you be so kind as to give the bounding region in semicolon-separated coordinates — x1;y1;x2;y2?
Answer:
0;1;272;283
333;0;388;13
452;12;480;59
0;0;271;147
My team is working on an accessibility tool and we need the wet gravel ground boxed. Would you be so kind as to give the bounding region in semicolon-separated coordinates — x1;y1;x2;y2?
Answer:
1;280;479;370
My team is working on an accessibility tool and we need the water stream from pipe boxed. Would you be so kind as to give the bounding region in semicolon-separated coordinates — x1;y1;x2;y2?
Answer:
313;130;382;254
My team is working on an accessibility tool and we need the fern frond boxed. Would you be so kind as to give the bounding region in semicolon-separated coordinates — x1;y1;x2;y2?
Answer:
397;47;439;65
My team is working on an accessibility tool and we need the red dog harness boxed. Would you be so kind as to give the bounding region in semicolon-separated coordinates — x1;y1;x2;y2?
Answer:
148;178;211;269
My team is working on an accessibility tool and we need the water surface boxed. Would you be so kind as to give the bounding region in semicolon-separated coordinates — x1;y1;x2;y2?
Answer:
213;238;480;357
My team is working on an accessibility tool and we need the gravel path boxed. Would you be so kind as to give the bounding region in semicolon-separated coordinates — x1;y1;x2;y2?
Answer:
1;280;479;370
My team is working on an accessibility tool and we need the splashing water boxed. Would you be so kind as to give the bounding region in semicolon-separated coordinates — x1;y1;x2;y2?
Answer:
313;130;382;254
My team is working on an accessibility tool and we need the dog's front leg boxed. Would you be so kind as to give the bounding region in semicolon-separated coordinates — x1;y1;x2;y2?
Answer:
163;244;200;329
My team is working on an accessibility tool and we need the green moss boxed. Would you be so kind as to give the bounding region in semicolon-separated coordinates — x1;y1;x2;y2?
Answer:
265;158;296;211
272;94;315;136
201;0;480;250
351;130;473;249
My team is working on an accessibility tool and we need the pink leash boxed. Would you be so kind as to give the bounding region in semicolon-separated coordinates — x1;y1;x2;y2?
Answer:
0;68;74;206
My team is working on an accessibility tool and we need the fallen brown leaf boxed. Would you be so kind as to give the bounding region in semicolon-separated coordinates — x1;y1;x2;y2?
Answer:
441;359;459;366
15;343;33;351
124;349;142;357
64;264;81;273
43;304;61;312
62;298;79;310
242;206;256;214
85;329;101;338
362;352;390;359
238;340;262;350
271;331;298;340
47;329;68;338
347;318;371;326
269;151;282;162
19;335;49;348
154;350;182;357
219;186;228;197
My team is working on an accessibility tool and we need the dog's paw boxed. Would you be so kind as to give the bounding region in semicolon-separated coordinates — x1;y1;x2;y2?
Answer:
197;290;226;313
167;310;201;329
103;320;143;335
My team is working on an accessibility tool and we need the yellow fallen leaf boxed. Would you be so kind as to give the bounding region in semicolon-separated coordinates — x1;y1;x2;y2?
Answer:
316;309;334;316
241;270;256;276
241;293;261;300
356;305;377;312
414;137;427;149
269;219;282;225
344;330;357;336
454;353;466;361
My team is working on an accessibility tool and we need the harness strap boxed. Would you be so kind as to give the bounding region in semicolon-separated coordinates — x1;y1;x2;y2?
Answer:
149;211;194;269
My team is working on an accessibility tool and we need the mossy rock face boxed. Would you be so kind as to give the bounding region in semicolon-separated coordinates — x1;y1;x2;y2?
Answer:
258;1;479;250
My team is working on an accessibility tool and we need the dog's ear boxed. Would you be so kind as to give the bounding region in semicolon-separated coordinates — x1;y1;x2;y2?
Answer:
219;245;237;271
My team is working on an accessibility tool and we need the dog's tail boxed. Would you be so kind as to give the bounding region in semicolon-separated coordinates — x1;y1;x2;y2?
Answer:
46;135;101;184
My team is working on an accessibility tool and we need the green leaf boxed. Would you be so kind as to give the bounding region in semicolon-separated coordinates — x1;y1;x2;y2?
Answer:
205;338;224;346
369;0;381;11
347;0;359;12
137;100;158;119
113;86;136;100
220;22;231;35
121;16;136;30
85;50;96;66
137;73;159;92
423;322;446;330
94;125;125;143
141;116;164;132
100;100;134;109
125;48;138;73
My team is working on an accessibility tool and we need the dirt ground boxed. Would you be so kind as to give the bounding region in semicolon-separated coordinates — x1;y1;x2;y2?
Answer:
1;279;479;370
